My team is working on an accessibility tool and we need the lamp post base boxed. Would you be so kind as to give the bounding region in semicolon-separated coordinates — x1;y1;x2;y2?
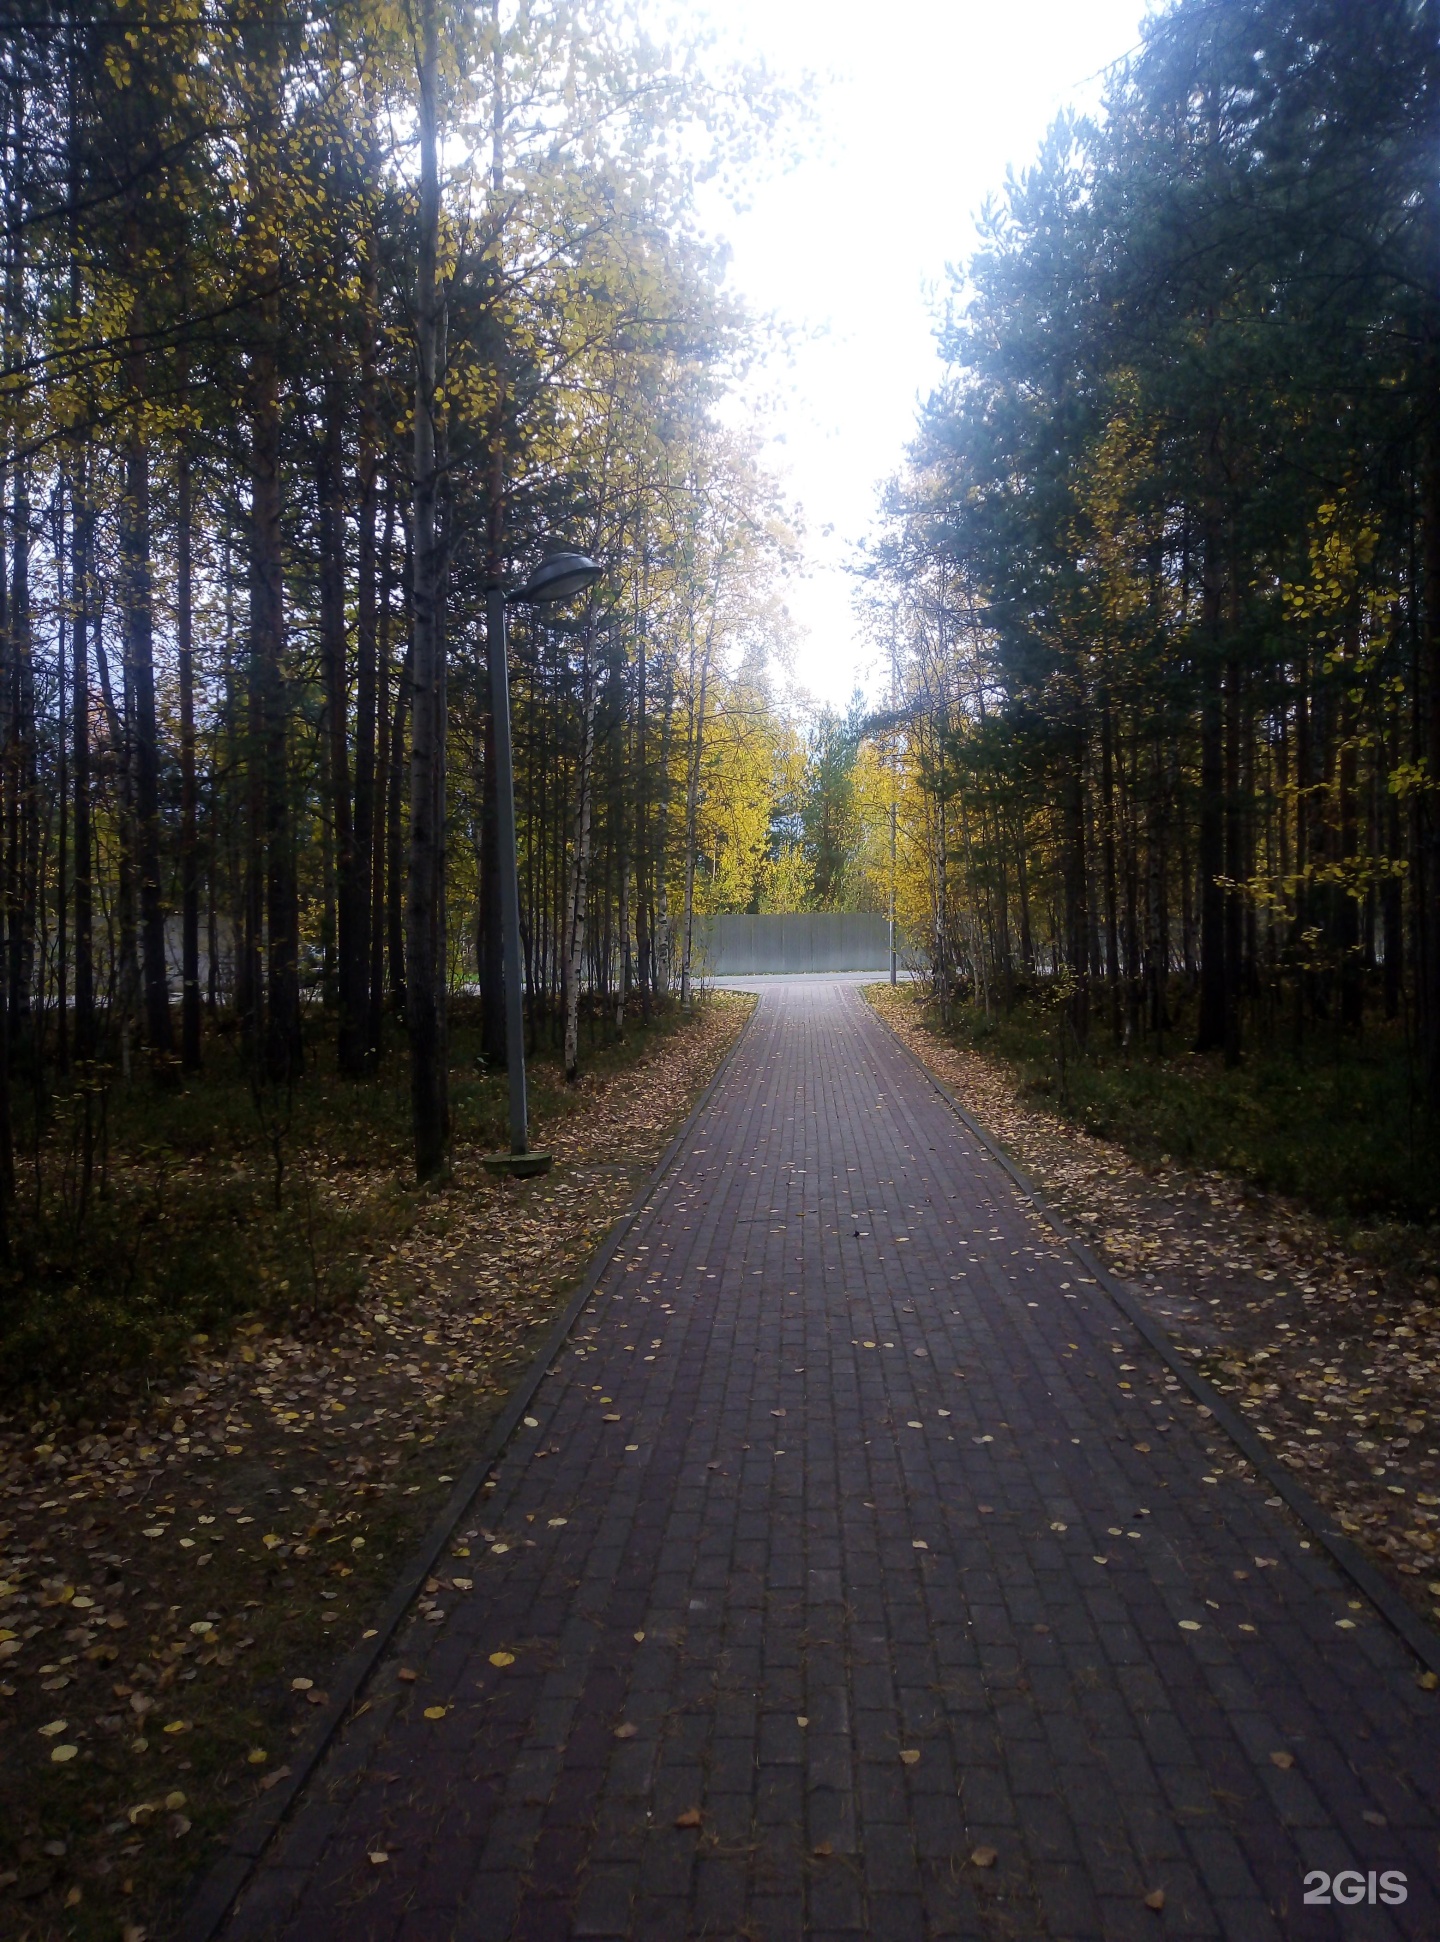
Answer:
481;1150;554;1180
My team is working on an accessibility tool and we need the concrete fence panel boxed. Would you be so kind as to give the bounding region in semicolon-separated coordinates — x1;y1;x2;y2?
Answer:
693;912;892;975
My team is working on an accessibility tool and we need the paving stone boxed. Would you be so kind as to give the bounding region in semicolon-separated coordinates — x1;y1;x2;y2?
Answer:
219;982;1440;1940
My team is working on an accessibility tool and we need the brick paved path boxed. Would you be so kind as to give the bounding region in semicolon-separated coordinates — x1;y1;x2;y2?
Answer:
223;983;1439;1942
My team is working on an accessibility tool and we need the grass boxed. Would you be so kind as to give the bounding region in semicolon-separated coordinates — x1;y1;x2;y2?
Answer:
0;994;696;1415
918;981;1439;1233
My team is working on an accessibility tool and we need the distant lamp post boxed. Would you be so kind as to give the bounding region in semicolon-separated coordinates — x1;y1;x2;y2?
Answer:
483;550;604;1179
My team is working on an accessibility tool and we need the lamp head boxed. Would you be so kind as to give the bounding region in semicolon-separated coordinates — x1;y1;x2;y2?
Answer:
513;550;603;606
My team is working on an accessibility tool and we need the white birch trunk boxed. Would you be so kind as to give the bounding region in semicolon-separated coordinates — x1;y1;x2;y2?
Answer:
563;644;597;1081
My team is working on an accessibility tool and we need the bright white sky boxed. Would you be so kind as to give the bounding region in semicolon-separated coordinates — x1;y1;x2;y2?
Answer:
690;0;1150;706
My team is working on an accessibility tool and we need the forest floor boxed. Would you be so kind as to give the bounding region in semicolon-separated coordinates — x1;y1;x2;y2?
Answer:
0;990;752;1942
866;983;1440;1641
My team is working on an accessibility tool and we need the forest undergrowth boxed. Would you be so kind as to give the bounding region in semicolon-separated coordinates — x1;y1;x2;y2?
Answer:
867;983;1440;1649
0;990;751;1942
941;983;1438;1236
0;996;715;1413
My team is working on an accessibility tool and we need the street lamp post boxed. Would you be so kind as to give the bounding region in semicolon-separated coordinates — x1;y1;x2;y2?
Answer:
889;797;898;986
483;550;603;1178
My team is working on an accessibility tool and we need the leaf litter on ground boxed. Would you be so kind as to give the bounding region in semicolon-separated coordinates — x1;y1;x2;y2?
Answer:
0;993;750;1942
868;985;1440;1637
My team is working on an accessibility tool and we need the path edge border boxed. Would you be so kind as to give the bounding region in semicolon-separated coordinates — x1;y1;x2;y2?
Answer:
862;987;1440;1682
176;995;758;1942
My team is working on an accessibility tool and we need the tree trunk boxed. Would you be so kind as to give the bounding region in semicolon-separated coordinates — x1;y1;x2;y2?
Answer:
94;618;140;1072
654;658;675;992
369;481;396;1054
351;102;382;1072
387;636;411;1019
614;717;630;1035
634;590;650;1019
247;13;297;1083
563;629;597;1081
1016;828;1033;975
1420;386;1440;1106
0;462;11;1209
1293;643;1312;1039
1195;525;1227;1052
1061;725;1089;1045
119;391;171;1060
1100;689;1121;1042
679;636;709;1011
66;86;93;1065
1383;714;1403;1021
54;495;68;1073
478;705;505;1060
1145;734;1170;1036
406;0;450;1182
320;377;364;1075
7;458;36;1067
1338;641;1362;1031
3;124;34;1076
178;441;201;1068
1223;653;1243;1065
